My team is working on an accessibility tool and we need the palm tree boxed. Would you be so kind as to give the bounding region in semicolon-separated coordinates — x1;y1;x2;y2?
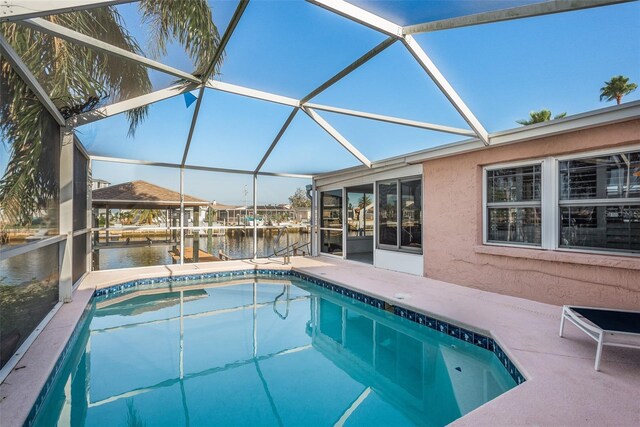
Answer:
600;75;638;105
119;210;133;225
358;194;372;210
517;109;567;126
132;209;164;225
0;1;222;225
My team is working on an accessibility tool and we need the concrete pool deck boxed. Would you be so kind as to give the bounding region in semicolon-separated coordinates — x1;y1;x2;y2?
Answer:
1;256;638;426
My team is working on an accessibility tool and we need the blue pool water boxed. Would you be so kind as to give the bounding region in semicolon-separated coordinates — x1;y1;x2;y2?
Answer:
33;276;516;426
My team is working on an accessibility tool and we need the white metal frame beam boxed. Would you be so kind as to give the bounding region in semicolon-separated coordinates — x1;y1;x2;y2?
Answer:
0;33;66;125
89;155;314;178
303;107;372;168
59;129;75;301
402;35;489;145
252;174;258;260
0;0;135;22
207;81;478;139
73;83;199;126
180;0;249;166
74;76;479;169
403;0;635;34
206;80;299;107
304;0;489;145
305;103;476;137
254;37;395;173
300;36;396;104
75;75;478;156
180;90;205;165
30;0;489;159
21;18;200;83
255;108;299;173
0;235;67;260
306;0;402;37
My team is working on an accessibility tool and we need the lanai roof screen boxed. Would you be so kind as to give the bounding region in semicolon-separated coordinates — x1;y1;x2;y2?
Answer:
1;0;638;176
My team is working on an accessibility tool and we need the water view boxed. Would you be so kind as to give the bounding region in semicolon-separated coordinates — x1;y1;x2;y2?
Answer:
94;231;311;270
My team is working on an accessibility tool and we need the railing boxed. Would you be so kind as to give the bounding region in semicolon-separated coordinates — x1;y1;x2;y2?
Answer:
270;226;311;264
273;241;311;261
0;234;66;259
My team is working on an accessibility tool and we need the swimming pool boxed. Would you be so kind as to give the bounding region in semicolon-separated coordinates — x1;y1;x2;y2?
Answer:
31;272;519;426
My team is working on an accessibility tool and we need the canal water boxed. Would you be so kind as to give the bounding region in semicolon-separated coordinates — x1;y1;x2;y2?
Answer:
95;231;311;270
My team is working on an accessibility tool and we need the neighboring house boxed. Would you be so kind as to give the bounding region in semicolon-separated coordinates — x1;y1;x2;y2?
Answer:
91;179;111;191
92;180;209;227
210;203;311;225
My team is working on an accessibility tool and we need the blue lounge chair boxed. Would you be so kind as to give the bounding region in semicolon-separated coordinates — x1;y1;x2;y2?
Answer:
560;305;640;370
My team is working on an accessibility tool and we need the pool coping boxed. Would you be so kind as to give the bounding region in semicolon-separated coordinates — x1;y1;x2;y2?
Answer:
2;257;639;426
0;288;94;427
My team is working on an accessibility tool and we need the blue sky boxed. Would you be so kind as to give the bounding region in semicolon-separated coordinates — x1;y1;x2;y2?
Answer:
2;1;639;205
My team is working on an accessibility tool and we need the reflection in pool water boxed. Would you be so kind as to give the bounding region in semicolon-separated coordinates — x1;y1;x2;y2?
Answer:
33;277;515;427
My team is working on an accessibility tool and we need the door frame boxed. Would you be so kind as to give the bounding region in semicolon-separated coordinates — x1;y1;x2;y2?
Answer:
344;184;375;264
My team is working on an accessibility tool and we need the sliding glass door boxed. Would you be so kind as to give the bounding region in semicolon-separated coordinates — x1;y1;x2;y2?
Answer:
320;190;343;256
378;177;422;252
346;185;374;264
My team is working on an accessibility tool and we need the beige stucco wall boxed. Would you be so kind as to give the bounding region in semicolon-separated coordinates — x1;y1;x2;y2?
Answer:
422;119;640;309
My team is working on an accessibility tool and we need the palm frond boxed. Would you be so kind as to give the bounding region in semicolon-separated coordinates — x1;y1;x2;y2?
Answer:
600;75;638;104
517;109;565;126
1;7;151;222
1;1;222;223
140;0;222;79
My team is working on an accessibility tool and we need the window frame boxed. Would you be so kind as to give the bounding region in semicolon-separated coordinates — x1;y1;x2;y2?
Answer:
376;176;423;254
555;146;640;256
482;144;640;257
319;188;345;258
482;159;545;248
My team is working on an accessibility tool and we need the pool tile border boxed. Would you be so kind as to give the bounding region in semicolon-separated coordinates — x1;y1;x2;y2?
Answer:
27;267;525;426
392;305;525;386
93;269;286;297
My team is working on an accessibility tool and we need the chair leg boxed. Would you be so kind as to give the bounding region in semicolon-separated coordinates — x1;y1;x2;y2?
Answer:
595;333;604;371
559;311;566;338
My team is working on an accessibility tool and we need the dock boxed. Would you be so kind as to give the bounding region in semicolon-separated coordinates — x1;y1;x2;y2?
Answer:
169;247;221;263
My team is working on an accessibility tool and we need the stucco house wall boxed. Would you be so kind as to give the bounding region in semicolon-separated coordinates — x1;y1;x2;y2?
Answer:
422;119;640;309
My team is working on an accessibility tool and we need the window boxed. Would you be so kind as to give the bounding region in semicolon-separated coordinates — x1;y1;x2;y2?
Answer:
346;187;374;237
378;182;397;246
377;178;422;252
401;180;422;249
485;164;542;246
559;151;640;253
483;147;640;256
320;190;343;255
